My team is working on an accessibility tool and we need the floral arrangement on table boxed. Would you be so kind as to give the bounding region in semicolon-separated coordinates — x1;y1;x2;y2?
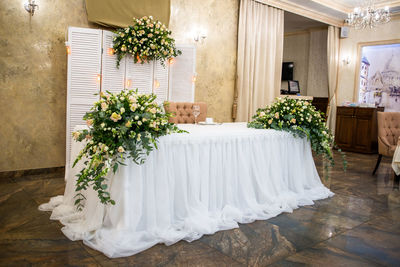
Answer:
72;89;185;210
113;16;181;68
248;97;346;173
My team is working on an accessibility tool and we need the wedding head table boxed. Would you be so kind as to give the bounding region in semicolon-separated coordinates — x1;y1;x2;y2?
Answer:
40;122;333;258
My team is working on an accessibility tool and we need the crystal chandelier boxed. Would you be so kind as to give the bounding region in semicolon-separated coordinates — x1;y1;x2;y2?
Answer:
346;1;390;29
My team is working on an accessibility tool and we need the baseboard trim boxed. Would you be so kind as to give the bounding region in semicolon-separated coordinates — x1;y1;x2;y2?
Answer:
0;166;65;179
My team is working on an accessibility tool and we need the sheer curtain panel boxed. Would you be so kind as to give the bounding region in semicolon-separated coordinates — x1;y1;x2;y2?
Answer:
235;0;284;122
326;26;340;133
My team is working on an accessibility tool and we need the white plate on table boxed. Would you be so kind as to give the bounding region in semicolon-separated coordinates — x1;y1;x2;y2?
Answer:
198;122;221;125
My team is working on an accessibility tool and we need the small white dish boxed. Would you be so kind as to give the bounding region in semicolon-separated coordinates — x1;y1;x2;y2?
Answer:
198;122;221;125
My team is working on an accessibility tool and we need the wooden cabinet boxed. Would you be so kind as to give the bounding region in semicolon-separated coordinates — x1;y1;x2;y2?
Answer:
335;107;383;153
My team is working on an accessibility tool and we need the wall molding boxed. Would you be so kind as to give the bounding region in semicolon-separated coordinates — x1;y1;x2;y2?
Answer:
256;0;344;27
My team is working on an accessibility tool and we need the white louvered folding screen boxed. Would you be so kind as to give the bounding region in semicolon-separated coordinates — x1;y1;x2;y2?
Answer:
153;61;169;104
66;28;197;167
66;27;102;168
169;45;196;102
101;30;126;94
125;58;153;95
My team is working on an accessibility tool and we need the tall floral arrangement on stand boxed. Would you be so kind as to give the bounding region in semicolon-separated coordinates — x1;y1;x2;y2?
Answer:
113;16;181;67
72;90;185;210
248;97;346;175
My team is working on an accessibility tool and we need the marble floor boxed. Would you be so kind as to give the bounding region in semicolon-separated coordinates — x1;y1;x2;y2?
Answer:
0;151;399;266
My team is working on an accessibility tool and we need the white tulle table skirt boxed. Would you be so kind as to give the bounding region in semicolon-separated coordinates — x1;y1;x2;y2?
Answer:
39;122;333;258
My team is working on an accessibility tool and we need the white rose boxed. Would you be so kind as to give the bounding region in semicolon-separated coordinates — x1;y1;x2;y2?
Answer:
138;121;142;125
135;115;139;120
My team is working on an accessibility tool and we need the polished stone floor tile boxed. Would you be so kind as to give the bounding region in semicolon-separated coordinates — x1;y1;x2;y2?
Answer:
0;188;99;266
83;240;244;267
199;222;296;266
322;215;400;266
278;212;400;267
305;194;391;222
0;239;100;267
14;177;66;205
266;204;364;245
272;242;380;267
1;151;400;266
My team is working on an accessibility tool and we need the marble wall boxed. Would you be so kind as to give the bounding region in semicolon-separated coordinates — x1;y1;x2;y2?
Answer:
0;0;239;172
337;19;400;105
0;0;97;172
169;0;239;123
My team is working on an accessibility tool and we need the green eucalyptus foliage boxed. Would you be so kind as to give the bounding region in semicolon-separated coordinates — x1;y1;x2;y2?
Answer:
72;90;185;210
113;15;182;68
248;97;346;177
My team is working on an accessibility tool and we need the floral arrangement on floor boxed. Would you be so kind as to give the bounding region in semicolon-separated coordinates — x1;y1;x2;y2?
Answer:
248;97;346;173
113;16;181;68
72;90;185;209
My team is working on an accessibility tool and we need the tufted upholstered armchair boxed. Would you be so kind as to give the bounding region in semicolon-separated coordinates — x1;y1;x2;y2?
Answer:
372;112;400;174
163;102;207;124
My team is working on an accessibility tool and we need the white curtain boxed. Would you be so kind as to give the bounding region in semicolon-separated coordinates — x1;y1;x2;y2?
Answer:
235;0;284;122
326;26;340;133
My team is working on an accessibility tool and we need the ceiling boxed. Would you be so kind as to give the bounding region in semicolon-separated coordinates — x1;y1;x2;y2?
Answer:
264;0;400;27
284;11;327;33
331;0;395;9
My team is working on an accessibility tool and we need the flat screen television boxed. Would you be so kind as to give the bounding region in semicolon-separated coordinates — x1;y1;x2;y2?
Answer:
282;62;294;81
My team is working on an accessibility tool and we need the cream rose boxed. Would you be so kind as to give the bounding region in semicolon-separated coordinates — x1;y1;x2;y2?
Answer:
110;112;122;122
101;102;108;111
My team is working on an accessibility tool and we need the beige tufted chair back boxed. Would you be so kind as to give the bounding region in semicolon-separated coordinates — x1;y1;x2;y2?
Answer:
377;112;400;157
164;102;207;124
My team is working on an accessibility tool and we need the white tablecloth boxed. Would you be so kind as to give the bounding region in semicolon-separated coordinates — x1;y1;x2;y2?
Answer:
40;123;333;258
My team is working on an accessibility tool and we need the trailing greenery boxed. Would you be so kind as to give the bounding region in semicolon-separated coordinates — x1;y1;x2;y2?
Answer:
113;16;181;68
72;90;185;210
248;97;346;175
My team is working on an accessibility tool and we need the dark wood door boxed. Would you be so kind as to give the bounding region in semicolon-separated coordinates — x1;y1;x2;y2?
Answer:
336;114;354;150
352;108;374;152
353;117;372;152
335;107;355;150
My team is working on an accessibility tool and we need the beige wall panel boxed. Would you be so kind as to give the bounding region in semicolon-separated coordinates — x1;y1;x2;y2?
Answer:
282;33;310;94
307;29;328;97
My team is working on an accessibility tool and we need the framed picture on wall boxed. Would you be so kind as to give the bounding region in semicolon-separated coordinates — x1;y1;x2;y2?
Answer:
288;80;300;94
355;40;400;112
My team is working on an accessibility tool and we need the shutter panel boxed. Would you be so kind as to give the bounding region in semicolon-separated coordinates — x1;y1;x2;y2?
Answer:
101;30;126;94
153;61;169;104
125;57;153;94
169;45;196;102
66;27;102;168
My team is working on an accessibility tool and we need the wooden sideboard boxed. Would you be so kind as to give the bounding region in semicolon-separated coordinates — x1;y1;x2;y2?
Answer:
335;106;384;153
